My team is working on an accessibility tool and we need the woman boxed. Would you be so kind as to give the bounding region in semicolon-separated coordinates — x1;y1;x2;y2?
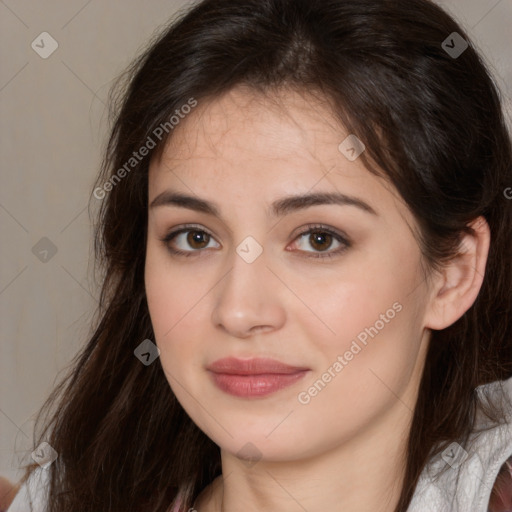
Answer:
7;0;512;510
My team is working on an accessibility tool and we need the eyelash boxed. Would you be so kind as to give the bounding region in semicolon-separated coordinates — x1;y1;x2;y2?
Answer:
160;223;351;260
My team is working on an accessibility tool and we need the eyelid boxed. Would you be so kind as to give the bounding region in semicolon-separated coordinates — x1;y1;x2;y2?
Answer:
289;224;350;259
160;223;219;256
160;223;351;259
291;223;350;245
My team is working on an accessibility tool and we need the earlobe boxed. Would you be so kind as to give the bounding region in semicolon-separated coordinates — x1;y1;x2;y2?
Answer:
424;216;490;331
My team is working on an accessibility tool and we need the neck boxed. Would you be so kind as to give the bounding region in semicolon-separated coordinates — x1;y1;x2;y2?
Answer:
194;399;412;512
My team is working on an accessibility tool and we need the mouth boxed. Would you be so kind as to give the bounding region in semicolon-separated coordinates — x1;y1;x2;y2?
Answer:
206;357;310;398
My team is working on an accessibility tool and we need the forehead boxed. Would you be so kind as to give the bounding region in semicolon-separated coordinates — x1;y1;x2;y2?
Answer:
151;86;361;177
148;86;415;230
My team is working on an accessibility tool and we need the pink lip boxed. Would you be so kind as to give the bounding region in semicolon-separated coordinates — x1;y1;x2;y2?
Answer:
207;357;310;398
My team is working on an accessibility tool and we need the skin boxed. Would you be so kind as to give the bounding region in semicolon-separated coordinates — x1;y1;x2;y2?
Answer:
0;476;20;510
145;85;490;512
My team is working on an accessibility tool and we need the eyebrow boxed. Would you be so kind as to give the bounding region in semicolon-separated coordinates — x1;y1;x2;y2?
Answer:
149;190;378;217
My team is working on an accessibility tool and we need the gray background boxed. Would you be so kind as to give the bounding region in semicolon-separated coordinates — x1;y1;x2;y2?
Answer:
1;0;511;483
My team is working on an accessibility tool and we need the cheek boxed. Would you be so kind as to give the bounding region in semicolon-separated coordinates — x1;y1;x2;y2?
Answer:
295;278;409;392
288;251;411;356
144;246;205;364
292;250;423;403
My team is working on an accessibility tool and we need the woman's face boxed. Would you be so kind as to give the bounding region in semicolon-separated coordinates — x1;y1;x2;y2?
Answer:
145;86;433;462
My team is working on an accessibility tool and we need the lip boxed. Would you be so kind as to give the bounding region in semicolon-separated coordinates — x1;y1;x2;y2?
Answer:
206;357;310;398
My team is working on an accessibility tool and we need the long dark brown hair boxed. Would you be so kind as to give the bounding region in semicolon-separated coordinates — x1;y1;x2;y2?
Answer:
17;0;512;510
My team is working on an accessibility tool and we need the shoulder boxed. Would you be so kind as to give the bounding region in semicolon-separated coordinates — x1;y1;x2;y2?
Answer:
7;467;49;512
407;375;512;512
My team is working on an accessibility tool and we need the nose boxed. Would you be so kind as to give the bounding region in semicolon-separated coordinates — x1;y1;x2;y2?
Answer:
211;244;286;339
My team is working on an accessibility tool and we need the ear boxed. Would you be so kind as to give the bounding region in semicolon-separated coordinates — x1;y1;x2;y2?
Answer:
424;216;490;331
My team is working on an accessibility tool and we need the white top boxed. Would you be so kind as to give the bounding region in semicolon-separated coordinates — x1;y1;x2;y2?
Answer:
8;376;512;512
407;375;512;512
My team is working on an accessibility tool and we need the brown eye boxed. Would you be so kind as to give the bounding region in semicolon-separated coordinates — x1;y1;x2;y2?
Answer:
290;224;351;260
162;223;350;260
162;226;220;256
308;231;334;252
186;230;210;249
